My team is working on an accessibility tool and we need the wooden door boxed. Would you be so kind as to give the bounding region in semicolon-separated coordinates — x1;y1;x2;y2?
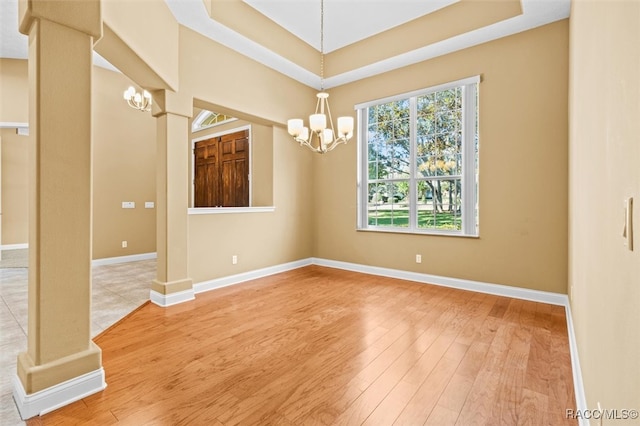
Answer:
219;130;249;207
193;130;249;208
194;138;219;207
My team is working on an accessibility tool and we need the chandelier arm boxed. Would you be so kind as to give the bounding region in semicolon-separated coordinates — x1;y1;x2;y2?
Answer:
296;137;322;153
325;138;346;153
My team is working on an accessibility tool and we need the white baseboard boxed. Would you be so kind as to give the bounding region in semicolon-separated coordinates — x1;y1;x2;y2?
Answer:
150;288;195;307
150;258;312;307
565;303;589;425
192;256;567;306
12;368;106;420
312;257;568;306
0;248;156;265
194;258;313;294
1;243;28;250
92;252;157;267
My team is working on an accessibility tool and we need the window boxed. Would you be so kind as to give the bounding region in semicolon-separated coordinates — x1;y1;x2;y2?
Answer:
357;76;479;236
194;128;250;207
192;110;237;133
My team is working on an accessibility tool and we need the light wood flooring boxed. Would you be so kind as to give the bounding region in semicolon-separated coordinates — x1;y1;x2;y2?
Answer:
28;266;576;425
1;257;155;425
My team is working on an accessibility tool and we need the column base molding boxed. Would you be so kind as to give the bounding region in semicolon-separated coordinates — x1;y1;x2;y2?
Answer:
12;368;106;420
150;288;195;306
150;278;195;306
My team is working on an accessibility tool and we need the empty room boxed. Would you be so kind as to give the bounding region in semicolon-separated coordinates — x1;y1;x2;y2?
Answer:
0;0;638;424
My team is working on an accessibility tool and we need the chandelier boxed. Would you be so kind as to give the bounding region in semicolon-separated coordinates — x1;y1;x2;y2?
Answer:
123;86;152;112
287;0;354;154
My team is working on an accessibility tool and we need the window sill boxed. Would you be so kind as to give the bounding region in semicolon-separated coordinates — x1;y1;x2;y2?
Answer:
188;206;275;215
357;227;479;238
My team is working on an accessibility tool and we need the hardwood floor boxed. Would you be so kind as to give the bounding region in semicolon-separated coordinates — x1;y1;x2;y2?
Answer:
27;266;576;425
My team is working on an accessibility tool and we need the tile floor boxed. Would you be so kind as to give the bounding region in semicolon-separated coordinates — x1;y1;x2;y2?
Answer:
0;258;156;425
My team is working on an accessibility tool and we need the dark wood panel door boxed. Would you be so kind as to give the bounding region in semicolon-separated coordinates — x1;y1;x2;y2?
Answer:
219;130;249;207
194;138;219;207
194;130;249;208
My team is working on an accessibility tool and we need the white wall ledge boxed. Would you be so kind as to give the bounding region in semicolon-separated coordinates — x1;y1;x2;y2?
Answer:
188;206;275;215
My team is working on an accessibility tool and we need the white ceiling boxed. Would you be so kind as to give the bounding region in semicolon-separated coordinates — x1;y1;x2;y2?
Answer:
0;0;26;59
0;0;570;89
243;0;457;52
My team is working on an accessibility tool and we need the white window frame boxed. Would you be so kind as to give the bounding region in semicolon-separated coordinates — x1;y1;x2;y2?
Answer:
191;110;238;133
356;76;479;237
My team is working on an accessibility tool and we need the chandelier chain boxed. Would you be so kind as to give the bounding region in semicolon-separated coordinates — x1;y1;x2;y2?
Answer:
320;0;324;89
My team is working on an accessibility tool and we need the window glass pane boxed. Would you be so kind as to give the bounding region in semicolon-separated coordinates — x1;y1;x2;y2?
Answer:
368;181;410;228
391;139;410;179
368;100;410;180
416;88;463;179
416;179;462;231
367;126;382;179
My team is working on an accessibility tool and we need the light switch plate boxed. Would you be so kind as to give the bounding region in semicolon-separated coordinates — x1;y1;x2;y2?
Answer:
122;201;135;209
145;202;155;209
625;197;633;251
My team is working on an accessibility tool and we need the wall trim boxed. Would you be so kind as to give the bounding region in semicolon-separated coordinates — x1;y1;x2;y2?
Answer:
312;257;568;305
565;303;589;425
0;243;28;250
12;368;106;420
188;206;275;215
194;258;313;294
0;121;28;129
149;288;195;307
92;252;157;267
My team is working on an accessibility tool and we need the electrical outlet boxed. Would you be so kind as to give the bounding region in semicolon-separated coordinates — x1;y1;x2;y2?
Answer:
232;255;238;265
416;254;422;264
122;241;128;248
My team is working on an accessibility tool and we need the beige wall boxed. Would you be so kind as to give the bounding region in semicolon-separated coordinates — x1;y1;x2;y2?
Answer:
569;0;640;413
0;59;29;246
1;128;29;245
315;20;570;294
0;60;157;258
0;59;29;123
92;66;156;259
188;127;314;283
179;26;317;127
1;59;30;246
172;25;317;284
